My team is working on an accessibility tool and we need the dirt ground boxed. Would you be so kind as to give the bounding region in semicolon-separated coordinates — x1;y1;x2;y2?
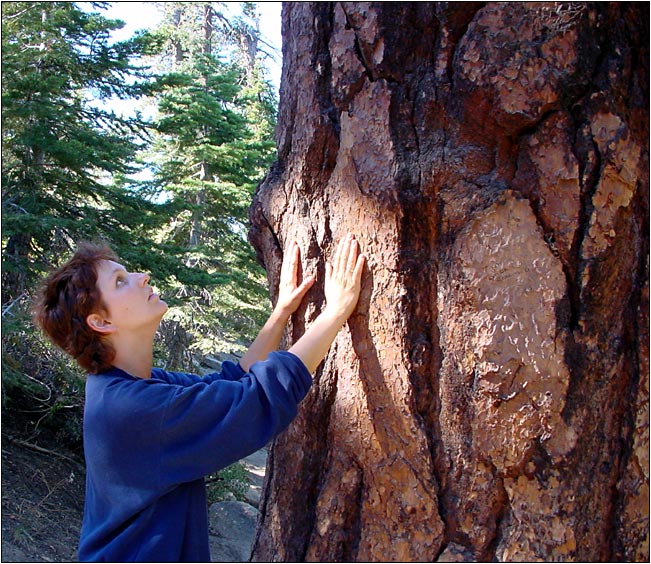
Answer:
1;430;85;563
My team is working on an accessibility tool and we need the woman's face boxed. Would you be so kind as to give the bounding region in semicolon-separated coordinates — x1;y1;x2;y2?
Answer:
90;259;168;335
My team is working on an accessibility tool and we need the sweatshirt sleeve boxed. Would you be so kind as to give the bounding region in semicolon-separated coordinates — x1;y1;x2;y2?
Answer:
153;360;246;386
158;351;311;489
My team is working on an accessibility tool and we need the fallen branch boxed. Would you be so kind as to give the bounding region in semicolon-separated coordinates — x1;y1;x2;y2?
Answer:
7;436;83;469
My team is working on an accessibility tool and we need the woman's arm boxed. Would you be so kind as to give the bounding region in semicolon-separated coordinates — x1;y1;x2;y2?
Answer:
289;234;365;374
239;241;315;372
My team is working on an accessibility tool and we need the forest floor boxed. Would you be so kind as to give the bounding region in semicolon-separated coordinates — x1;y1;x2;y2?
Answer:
1;424;84;562
1;416;264;563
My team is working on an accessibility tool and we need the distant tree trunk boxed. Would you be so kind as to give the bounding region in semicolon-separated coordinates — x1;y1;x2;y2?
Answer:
188;3;214;258
248;3;649;562
170;7;185;63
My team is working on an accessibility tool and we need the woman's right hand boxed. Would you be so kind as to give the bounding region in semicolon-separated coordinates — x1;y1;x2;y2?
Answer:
323;233;366;324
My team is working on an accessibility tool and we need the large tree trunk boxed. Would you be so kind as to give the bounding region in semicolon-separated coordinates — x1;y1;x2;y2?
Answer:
248;3;649;562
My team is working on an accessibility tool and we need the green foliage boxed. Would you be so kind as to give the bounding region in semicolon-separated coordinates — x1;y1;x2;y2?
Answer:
1;1;160;298
141;2;277;364
206;462;250;504
1;2;279;449
2;297;86;451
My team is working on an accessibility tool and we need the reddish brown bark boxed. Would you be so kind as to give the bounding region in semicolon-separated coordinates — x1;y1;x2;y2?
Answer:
249;2;649;561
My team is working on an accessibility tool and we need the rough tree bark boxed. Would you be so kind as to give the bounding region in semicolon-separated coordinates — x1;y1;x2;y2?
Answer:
248;3;648;562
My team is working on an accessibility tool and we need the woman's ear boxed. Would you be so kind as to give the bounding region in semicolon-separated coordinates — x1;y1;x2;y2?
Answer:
86;313;115;335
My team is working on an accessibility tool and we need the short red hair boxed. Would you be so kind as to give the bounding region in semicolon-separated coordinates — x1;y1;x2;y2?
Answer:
33;242;118;374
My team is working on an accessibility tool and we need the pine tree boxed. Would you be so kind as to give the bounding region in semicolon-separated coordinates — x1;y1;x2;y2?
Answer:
1;1;170;448
1;1;161;302
2;1;278;388
145;2;278;356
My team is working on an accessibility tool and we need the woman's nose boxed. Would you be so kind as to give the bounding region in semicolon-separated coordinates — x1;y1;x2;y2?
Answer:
138;272;151;286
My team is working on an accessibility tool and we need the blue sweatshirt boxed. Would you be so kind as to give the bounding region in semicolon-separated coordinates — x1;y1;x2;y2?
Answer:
78;351;311;562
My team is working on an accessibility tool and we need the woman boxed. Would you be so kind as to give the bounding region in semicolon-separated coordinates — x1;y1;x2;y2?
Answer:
33;234;365;562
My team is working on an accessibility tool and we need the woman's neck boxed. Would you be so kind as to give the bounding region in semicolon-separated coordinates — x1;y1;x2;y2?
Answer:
110;333;155;379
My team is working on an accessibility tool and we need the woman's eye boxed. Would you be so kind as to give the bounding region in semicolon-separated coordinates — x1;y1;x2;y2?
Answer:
116;277;126;287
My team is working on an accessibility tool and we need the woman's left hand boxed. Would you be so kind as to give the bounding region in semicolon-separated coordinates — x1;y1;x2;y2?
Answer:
275;241;315;319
